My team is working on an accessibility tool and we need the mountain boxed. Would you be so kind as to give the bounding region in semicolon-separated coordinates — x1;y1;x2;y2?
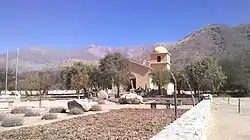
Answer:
171;24;250;66
134;24;250;68
0;24;250;72
0;43;173;72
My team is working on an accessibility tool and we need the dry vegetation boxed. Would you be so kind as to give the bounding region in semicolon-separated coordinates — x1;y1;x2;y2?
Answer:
68;108;84;115
24;110;41;117
10;107;29;114
1;116;24;127
49;107;67;113
41;114;58;120
0;108;187;140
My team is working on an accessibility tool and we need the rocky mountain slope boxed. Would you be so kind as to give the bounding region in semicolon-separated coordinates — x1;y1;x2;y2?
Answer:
0;24;249;72
134;24;250;68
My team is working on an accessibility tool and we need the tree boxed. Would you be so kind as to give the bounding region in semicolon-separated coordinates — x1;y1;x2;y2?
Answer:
21;71;52;107
171;64;195;106
220;59;250;96
66;62;89;98
87;64;103;91
170;65;186;94
0;68;16;94
186;57;226;97
150;69;170;96
99;52;129;97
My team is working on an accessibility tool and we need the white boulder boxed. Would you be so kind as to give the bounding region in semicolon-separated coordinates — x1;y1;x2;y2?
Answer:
118;93;143;104
67;99;92;112
97;90;108;100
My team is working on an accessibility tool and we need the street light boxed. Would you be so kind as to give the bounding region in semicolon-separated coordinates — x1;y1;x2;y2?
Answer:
170;72;177;120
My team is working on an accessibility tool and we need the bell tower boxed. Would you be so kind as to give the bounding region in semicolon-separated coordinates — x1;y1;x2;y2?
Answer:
150;45;171;71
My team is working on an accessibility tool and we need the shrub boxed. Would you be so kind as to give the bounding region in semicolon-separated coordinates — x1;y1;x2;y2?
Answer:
49;107;67;113
1;116;24;127
24;110;41;117
41;113;58;120
97;100;106;104
90;104;102;111
68;108;83;115
0;113;8;121
11;107;29;114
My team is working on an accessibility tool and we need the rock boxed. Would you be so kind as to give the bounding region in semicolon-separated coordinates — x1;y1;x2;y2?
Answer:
97;90;108;100
67;99;92;112
118;93;143;104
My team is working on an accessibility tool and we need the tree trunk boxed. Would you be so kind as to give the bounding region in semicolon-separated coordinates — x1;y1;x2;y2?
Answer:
177;86;181;94
197;84;201;102
186;79;196;106
38;91;42;108
158;84;161;95
76;89;80;99
117;85;120;98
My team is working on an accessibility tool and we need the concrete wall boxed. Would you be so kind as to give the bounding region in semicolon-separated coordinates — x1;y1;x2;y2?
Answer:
150;97;212;140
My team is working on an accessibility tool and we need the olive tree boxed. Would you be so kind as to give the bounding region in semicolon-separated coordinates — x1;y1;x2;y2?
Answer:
99;52;129;97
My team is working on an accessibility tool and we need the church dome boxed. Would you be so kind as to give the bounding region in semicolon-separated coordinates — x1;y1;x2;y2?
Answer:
154;45;169;53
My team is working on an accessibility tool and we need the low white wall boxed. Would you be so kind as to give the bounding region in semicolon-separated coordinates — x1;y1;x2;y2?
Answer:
0;90;78;95
151;97;212;140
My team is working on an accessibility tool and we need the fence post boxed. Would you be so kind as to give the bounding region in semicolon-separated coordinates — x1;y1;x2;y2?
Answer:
228;97;230;104
238;98;241;113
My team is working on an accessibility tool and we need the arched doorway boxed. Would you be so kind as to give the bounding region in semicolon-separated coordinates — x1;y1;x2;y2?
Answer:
126;73;136;91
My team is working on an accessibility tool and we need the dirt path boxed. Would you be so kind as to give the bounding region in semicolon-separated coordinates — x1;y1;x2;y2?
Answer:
207;98;250;140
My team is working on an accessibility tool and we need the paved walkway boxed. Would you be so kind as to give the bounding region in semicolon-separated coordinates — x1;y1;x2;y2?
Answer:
207;98;250;140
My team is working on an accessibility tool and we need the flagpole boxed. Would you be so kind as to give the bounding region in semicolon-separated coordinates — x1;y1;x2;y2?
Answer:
15;48;19;92
5;48;8;94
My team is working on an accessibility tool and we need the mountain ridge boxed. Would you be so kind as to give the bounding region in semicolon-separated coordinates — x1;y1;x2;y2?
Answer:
1;24;250;72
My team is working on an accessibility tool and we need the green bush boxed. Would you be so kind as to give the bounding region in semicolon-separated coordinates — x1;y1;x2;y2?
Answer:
24;110;41;117
49;107;67;113
11;107;29;114
68;108;83;115
41;114;58;120
1;116;24;127
90;104;102;111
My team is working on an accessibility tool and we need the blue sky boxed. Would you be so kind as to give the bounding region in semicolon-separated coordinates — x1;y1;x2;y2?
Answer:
0;0;249;52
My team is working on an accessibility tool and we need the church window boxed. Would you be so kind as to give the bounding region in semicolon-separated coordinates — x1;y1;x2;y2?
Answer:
157;56;161;62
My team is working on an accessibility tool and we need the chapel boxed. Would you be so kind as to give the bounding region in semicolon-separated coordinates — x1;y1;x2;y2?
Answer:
109;45;174;94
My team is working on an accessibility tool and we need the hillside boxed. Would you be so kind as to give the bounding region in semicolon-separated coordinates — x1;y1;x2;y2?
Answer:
0;24;250;72
172;24;250;66
134;24;250;68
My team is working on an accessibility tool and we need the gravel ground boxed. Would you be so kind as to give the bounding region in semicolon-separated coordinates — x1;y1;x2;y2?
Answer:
0;108;187;140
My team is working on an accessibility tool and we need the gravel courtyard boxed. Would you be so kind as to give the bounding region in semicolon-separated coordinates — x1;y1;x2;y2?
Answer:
0;99;192;133
0;108;187;140
207;98;250;140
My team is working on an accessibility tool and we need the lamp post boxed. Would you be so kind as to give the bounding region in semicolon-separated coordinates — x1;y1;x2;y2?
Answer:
170;72;177;120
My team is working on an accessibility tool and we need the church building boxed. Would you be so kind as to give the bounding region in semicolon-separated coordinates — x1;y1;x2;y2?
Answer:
126;45;174;94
